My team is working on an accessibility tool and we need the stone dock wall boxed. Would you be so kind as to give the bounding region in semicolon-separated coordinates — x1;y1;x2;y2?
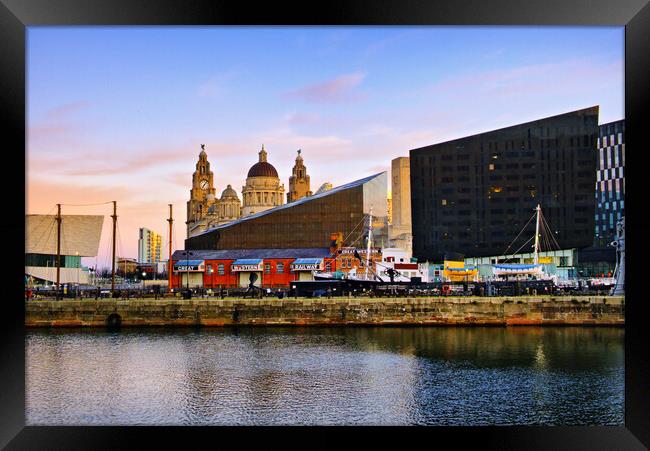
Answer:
25;296;625;327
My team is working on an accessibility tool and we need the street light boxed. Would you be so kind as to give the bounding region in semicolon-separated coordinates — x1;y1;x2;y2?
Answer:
75;251;80;298
142;271;146;296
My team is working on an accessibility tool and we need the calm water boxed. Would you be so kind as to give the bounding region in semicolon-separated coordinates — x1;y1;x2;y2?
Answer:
26;327;624;426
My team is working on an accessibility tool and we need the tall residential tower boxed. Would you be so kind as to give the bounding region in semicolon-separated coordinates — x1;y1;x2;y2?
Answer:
138;228;162;264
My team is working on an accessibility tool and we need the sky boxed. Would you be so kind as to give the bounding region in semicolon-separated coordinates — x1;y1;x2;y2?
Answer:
26;26;624;269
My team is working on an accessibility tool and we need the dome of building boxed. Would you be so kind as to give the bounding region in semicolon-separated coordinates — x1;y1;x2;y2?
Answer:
220;184;239;200
247;161;278;178
247;144;279;178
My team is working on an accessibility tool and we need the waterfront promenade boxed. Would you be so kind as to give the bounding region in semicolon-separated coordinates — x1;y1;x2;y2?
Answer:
26;296;624;327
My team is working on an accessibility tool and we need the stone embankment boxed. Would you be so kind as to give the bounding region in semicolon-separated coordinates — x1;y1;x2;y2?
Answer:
25;296;625;327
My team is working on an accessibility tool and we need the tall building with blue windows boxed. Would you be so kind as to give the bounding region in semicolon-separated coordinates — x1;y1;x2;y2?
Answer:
595;120;625;247
576;119;625;277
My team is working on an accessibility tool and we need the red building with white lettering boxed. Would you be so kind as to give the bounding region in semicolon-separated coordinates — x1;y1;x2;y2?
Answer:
170;248;336;290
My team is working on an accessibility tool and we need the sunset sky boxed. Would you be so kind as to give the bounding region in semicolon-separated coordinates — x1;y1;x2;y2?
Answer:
26;26;624;268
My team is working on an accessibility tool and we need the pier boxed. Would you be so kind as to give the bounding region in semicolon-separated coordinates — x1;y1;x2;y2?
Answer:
25;296;624;327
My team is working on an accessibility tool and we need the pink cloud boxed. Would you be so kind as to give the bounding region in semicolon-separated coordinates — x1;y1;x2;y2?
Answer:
59;148;193;176
284;72;367;103
428;57;622;99
44;101;90;120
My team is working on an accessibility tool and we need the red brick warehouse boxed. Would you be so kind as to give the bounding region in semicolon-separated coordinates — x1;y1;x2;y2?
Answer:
171;248;336;289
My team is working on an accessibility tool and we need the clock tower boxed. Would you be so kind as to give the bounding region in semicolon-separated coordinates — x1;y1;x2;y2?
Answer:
186;144;217;236
287;149;312;203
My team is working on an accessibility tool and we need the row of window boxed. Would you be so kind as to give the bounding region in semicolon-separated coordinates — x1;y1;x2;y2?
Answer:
338;259;373;269
204;261;333;276
597;133;624;148
598;145;625;169
597;167;624;181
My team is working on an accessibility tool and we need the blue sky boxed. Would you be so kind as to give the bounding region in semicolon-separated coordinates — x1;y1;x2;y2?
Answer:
26;26;624;266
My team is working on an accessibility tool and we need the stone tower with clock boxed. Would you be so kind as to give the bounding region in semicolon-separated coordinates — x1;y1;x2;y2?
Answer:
186;145;217;237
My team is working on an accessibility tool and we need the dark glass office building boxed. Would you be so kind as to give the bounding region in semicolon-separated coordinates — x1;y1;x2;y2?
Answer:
410;106;599;262
185;172;388;251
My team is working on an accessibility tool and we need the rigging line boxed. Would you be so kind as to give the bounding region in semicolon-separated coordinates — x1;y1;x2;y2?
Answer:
341;214;368;247
59;201;114;207
544;218;557;252
347;228;368;249
539;210;556;250
327;218;369;259
347;230;371;254
542;212;561;250
510;235;535;258
541;227;551;254
502;211;536;257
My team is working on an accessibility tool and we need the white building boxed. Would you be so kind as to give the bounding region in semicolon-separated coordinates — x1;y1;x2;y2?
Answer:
376;248;429;282
25;214;104;285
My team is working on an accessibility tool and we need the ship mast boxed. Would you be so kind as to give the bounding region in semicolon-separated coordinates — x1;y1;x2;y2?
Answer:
55;204;62;299
111;201;117;296
365;207;373;279
533;204;541;265
167;204;173;292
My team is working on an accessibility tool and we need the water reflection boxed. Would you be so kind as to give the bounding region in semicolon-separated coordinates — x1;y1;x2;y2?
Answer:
26;327;623;425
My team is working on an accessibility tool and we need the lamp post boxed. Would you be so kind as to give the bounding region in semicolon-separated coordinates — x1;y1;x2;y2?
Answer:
142;271;146;297
75;251;80;298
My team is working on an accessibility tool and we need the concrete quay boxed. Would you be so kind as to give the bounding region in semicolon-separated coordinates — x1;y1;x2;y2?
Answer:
25;296;625;327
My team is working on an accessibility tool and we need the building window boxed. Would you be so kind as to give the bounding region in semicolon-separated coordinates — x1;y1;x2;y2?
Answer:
218;264;225;275
265;263;271;274
277;262;284;274
325;262;331;272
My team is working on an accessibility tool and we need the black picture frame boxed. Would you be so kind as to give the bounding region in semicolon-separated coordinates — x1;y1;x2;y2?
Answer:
2;0;649;448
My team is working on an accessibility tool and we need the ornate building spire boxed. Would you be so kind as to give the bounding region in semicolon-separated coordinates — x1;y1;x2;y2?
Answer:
259;144;267;162
287;149;312;203
186;145;216;237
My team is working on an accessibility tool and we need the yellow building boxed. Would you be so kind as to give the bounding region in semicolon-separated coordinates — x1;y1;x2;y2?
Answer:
442;260;478;282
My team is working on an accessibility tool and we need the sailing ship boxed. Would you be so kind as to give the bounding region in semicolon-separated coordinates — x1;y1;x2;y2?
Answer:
314;207;386;284
491;204;557;282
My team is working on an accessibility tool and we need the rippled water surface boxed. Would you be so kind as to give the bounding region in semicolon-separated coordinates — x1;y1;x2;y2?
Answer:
26;327;624;425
